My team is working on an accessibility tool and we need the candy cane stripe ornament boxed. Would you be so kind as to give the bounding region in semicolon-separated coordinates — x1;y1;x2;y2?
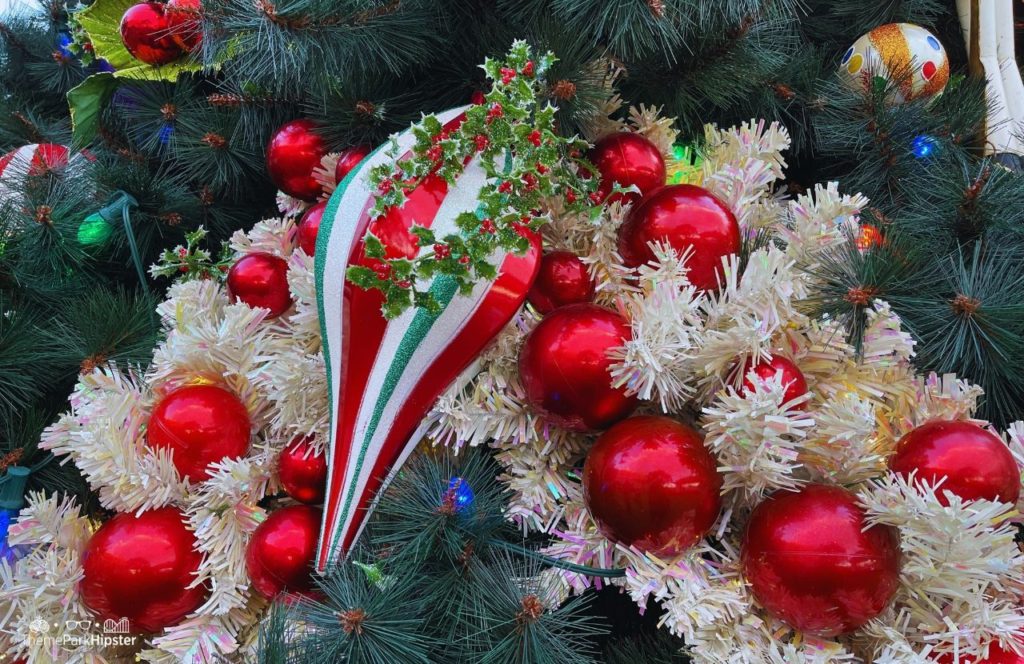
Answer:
315;106;540;570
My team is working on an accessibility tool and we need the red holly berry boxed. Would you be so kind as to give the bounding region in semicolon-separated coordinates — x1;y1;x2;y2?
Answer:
498;181;513;194
373;263;392;280
396;280;411;289
378;178;394;194
522;173;538;191
177;247;187;258
459;255;471;265
475;135;490;151
522;61;535;77
588;192;603;205
487;104;504;123
528;130;542;147
427;145;443;162
500;67;516;84
536;163;549;174
433;243;450;259
179;264;189;273
480;218;497;234
566;190;577;204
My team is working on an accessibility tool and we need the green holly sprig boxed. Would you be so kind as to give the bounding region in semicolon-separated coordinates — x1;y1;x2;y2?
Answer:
346;41;603;318
150;226;233;281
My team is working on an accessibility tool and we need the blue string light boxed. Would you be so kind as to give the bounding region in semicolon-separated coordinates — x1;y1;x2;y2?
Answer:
911;135;939;159
446;477;475;512
159;123;175;145
57;31;75;59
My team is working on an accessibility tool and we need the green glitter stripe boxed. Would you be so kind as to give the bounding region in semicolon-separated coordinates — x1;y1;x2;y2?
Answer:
329;275;458;554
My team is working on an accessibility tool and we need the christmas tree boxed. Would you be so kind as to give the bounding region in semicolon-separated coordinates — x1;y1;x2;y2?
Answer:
1;1;1023;662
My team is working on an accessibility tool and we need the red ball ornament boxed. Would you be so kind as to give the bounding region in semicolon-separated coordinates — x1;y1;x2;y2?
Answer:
227;252;293;318
584;415;722;556
742;484;901;637
164;0;202;52
335;144;372;185
148;384;252;482
741;355;809;409
587;133;666;206
278;437;328;504
890;420;1021;506
0;143;69;178
618;184;740;292
527;251;595;314
119;3;183;66
519;303;637;431
246;504;322;598
297;201;326;257
80;508;207;633
267;119;329;201
935;641;1024;664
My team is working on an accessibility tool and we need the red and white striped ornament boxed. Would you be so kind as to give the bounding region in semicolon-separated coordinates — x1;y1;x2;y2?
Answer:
313;106;539;570
0;143;69;180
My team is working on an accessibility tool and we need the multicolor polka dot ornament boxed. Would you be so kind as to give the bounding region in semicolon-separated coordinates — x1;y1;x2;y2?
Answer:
840;23;949;103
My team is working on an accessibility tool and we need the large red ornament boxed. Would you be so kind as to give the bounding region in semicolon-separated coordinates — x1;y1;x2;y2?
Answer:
584;415;722;556
147;384;252;482
0;143;69;178
80;508;207;633
297;201;326;256
119;3;183;66
267;119;329;201
164;0;202;52
227;252;293;318
618;184;740;292
890;420;1021;506
588;133;666;205
278;437;328;504
334;144;372;185
527;251;595;314
519;303;637;431
935;641;1024;663
742;484;901;637
246;504;322;598
741;355;809;409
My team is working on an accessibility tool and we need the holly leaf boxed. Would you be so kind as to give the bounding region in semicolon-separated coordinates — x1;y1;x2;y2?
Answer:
75;0;204;82
67;73;118;148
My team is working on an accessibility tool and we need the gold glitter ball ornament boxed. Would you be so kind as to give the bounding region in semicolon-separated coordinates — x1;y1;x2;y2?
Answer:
840;23;949;103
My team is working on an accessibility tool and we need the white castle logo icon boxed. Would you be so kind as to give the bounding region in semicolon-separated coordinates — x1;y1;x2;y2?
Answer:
103;617;130;634
28;618;50;634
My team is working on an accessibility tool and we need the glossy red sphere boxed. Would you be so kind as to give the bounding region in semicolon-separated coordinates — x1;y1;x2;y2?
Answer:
588;133;666;205
148;384;252;482
278;437;328;504
584;416;722;556
935;641;1024;663
80;508;207;633
227;252;293;318
618;184;740;292
519;303;637;431
334;144;372;185
297;201;326;257
742;484;901;637
267;119;328;201
165;0;202;52
246;505;322;598
890;420;1021;506
527;251;595;314
119;3;183;65
741;355;809;410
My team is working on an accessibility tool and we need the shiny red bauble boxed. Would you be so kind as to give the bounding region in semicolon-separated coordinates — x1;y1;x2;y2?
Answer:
164;0;202;52
119;3;183;65
296;201;326;257
278;437;328;504
935;642;1024;663
80;508;207;633
584;416;722;556
227;252;293;318
518;303;637;431
246;504;322;598
890;420;1021;506
742;484;901;637
741;355;809;409
267;119;329;201
147;384;252;482
618;184;740;292
334;144;372;185
588;133;666;205
526;251;595;314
